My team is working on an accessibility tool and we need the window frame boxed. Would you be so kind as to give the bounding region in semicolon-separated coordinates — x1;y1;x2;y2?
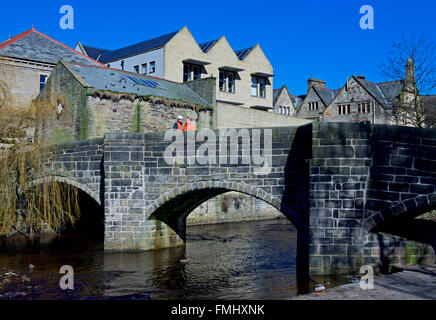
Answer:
184;64;192;82
149;61;156;73
39;74;47;91
218;70;236;93
133;65;140;74
251;76;267;98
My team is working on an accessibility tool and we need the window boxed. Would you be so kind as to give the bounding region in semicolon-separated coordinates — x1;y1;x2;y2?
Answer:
279;106;282;114
121;60;124;71
218;70;236;93
227;72;235;93
107;64;110;68
338;104;351;115
259;78;266;98
251;76;266;98
308;102;319;111
142;63;147;74
358;103;370;113
134;65;139;74
193;65;201;80
251;77;258;96
184;64;192;82
183;63;202;82
149;61;155;73
39;74;47;91
219;71;226;91
287;107;290;115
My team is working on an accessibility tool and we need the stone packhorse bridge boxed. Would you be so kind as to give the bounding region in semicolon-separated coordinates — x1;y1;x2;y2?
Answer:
44;123;436;276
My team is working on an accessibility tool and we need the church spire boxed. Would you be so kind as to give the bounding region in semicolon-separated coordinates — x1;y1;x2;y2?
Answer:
405;57;416;93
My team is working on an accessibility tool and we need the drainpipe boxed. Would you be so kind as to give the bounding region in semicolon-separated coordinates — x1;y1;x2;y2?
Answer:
372;101;376;124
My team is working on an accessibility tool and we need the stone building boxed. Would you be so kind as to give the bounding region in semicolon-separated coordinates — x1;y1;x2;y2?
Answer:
321;76;403;124
75;26;279;119
296;78;341;122
36;61;212;144
0;27;103;107
423;95;436;127
295;76;406;124
273;85;296;116
295;61;422;125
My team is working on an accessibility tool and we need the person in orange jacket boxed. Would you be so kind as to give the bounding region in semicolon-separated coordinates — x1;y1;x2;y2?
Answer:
183;117;195;131
173;115;184;131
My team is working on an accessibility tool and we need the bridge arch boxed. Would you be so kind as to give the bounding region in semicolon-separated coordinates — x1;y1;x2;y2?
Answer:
364;193;436;232
31;175;101;206
144;181;297;241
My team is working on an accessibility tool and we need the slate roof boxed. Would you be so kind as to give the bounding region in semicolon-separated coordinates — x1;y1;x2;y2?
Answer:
199;40;218;53
82;45;109;61
62;62;210;108
234;47;253;60
423;95;436;106
273;87;283;105
0;28;103;66
313;86;341;106
355;77;404;106
291;95;306;110
377;81;404;102
98;31;178;64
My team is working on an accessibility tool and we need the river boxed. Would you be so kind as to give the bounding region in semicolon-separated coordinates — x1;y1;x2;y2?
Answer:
0;218;349;299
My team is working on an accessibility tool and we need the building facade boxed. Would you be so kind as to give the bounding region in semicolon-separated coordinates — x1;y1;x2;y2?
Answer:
36;62;212;144
0;27;103;107
273;85;296;116
296;78;340;122
76;26;276;116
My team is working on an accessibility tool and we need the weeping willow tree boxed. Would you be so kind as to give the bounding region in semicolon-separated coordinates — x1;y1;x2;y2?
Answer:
0;70;80;236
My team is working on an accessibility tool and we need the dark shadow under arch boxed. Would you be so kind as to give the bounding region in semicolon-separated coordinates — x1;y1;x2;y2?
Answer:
365;193;436;232
62;186;105;239
149;186;293;241
29;179;104;239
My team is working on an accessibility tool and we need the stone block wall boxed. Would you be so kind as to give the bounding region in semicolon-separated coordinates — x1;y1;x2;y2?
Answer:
308;122;435;274
308;122;372;273
363;125;436;228
0;56;53;107
47;138;104;204
36;62;88;144
187;191;282;226
86;96;199;138
216;102;311;128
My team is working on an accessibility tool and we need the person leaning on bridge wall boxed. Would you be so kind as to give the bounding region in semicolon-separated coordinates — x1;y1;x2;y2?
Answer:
184;117;195;131
173;115;184;131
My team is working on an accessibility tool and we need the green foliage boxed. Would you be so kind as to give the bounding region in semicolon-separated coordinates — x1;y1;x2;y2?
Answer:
0;76;81;236
131;103;142;133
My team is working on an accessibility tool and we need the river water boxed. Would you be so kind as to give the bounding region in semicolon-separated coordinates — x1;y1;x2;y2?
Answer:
0;218;349;300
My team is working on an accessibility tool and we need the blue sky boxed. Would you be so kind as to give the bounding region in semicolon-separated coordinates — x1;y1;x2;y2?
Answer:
1;0;435;94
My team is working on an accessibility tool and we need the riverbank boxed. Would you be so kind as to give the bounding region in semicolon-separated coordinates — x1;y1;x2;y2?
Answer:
294;265;436;300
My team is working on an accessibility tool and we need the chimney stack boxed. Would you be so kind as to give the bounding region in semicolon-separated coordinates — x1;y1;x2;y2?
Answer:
307;78;326;93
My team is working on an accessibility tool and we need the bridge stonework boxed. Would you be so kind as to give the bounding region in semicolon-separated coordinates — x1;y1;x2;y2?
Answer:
47;123;436;276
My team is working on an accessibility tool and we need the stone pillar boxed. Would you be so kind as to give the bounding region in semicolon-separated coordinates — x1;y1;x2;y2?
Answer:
308;123;372;274
103;133;146;251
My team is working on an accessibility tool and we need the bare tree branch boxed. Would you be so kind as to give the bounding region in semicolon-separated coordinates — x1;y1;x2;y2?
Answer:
379;32;436;128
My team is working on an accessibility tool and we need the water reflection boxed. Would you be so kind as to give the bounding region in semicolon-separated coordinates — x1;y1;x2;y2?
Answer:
0;218;346;300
